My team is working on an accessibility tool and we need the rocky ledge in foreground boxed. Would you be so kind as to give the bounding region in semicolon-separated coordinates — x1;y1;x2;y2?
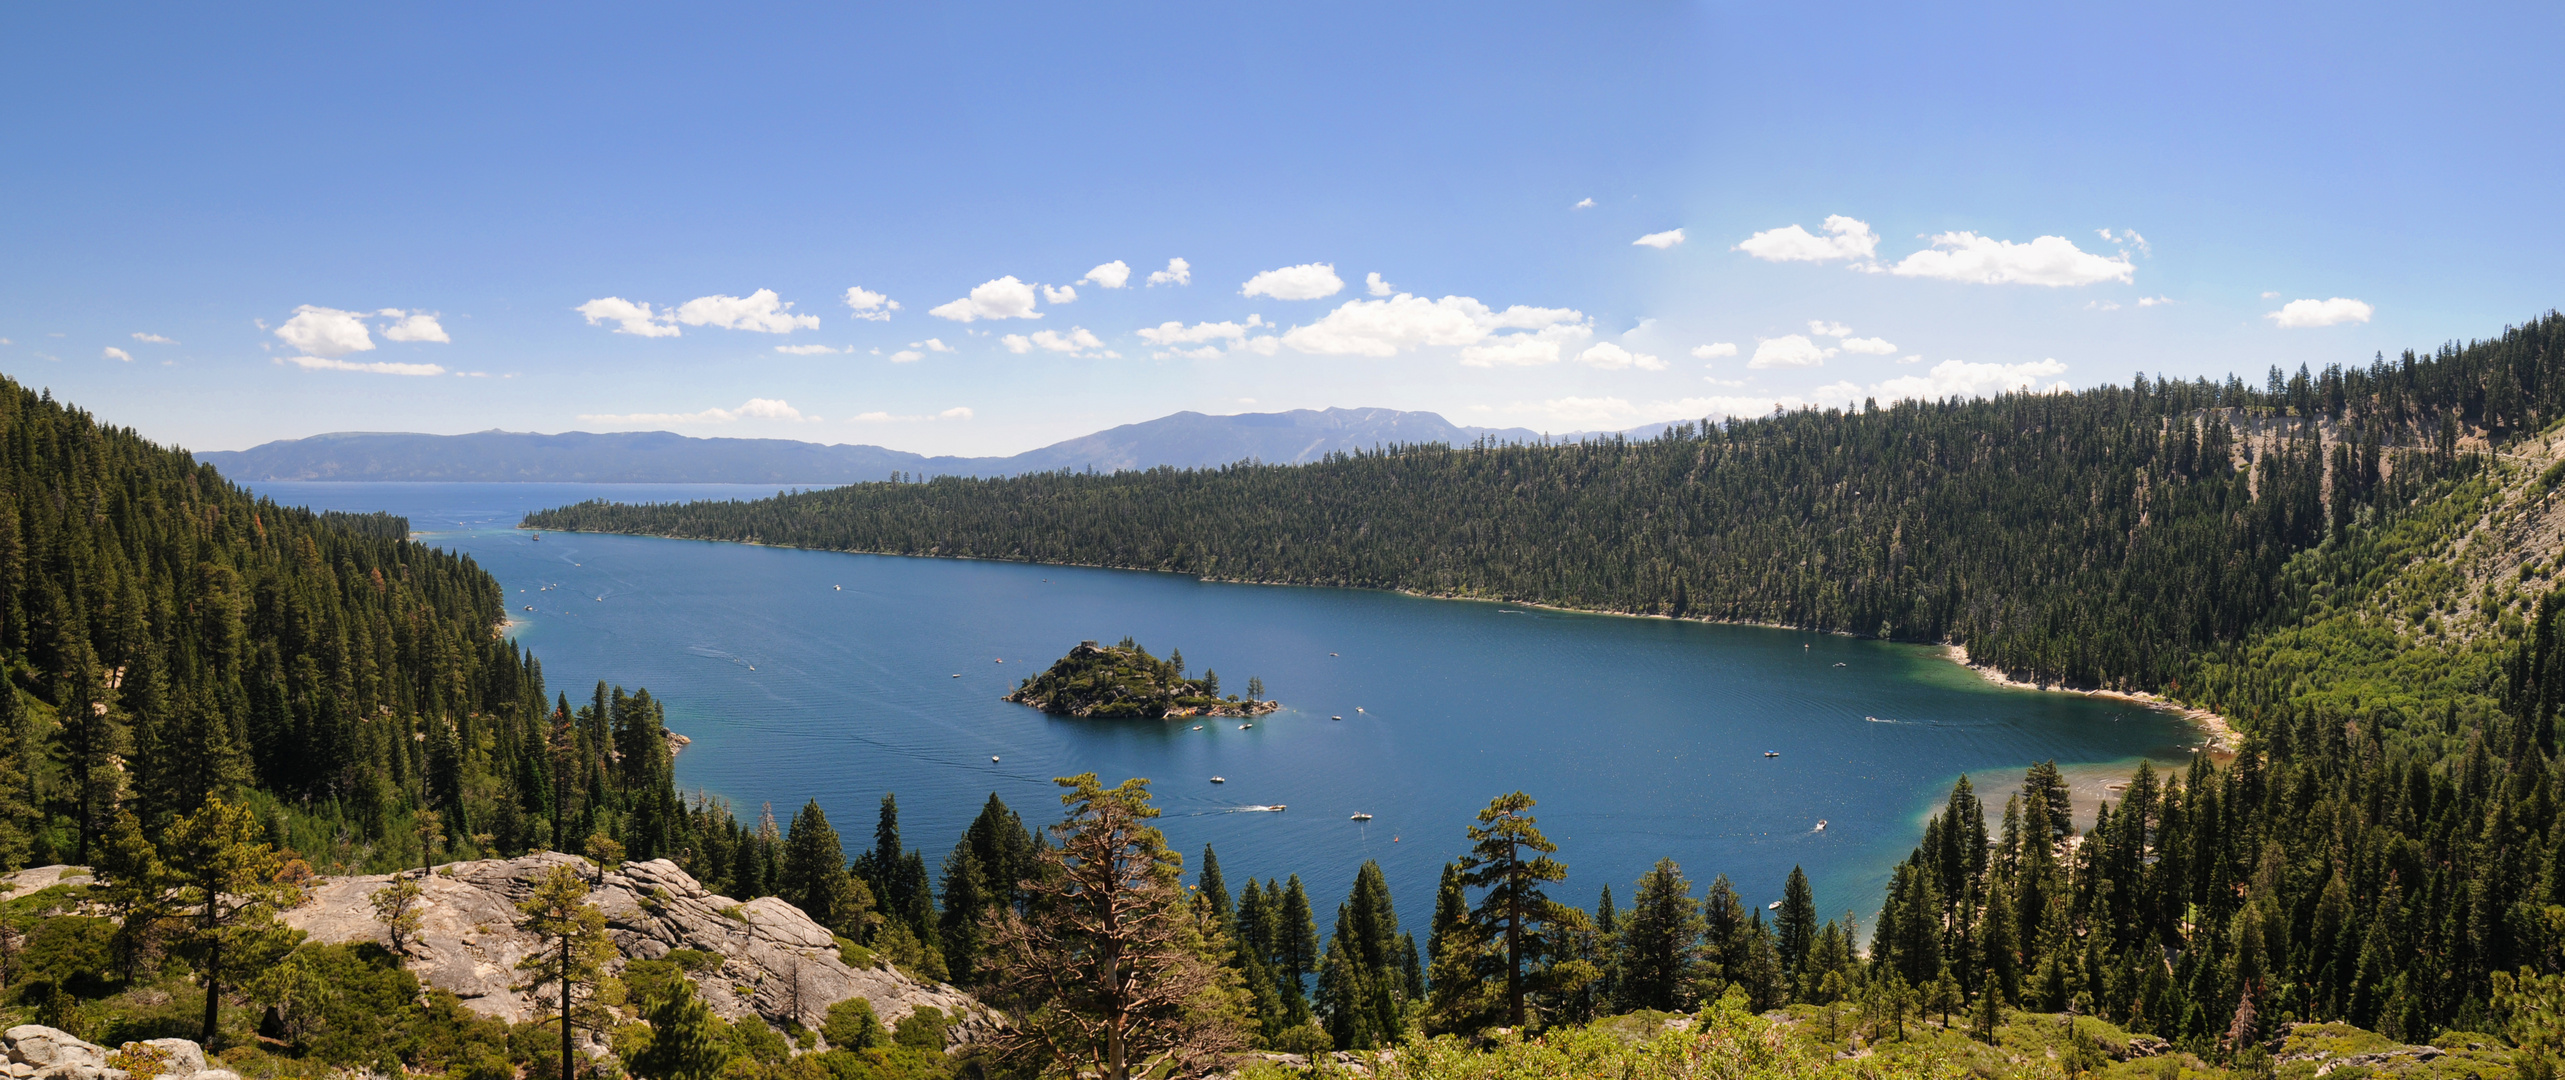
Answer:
1;1024;235;1080
282;852;994;1046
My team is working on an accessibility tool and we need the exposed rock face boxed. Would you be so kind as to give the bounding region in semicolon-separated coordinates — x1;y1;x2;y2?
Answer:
0;1025;236;1080
282;853;993;1045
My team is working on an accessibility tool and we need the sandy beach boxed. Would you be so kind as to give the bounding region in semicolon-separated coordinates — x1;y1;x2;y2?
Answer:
1942;645;2240;755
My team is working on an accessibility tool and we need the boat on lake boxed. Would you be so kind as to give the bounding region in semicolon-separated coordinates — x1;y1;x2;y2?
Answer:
1331;715;1343;721
1210;776;1225;783
1350;813;1373;821
1764;751;1780;758
1815;820;1828;831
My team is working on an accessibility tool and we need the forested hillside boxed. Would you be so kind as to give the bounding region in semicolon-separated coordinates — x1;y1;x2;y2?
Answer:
527;313;2564;693
0;375;733;875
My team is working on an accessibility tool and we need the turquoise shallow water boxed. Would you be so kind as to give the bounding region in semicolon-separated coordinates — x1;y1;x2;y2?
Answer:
251;481;2204;929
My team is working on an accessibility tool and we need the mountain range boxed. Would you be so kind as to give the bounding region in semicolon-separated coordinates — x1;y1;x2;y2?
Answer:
191;406;1657;483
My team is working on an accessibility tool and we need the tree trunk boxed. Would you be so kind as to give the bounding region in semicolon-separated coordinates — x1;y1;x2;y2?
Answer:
560;934;574;1080
199;936;221;1042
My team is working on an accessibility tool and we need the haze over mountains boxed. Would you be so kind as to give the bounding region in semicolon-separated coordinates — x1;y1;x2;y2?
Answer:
193;406;1660;483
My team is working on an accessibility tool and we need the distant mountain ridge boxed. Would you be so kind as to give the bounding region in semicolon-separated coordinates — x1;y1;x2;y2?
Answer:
192;407;1664;483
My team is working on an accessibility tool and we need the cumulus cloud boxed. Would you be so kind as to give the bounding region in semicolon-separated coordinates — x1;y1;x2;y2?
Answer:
1749;335;1835;369
1576;342;1666;371
1000;327;1109;356
1147;258;1192;287
1807;320;1852;338
1735;215;1880;264
1866;358;2071;402
1282;294;1590;361
844;286;899;321
281;356;448;376
275;305;379;357
2137;295;2173;307
1242;263;1343;300
1573;197;1595;210
379;310;450;343
579;398;817;425
102;347;132;363
1889;233;2133;286
914;338;954;352
774;344;845;355
1043;284;1078;304
1691;342;1739;360
1080;261;1132;289
1457;324;1593;368
930;277;1043;322
671;290;819;333
2266;297;2373;328
576;297;682;337
1840;337;1898;355
1632;229;1686;250
1366;272;1396;297
1137;316;1265;346
130;332;177;344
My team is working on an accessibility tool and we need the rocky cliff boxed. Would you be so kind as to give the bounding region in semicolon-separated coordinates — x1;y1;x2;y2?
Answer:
281;853;994;1045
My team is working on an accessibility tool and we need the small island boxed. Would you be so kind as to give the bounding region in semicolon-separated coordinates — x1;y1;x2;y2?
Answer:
1005;639;1280;719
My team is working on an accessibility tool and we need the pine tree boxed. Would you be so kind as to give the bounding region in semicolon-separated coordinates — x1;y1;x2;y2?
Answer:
1425;861;1495;1035
1457;791;1568;1027
1617;857;1703;1011
780;799;873;938
1778;865;1817;980
167;795;307;1041
629;976;730;1080
516;863;615;1080
1197;844;1233;921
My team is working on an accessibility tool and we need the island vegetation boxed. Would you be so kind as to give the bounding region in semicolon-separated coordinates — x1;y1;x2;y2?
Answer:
1003;638;1277;719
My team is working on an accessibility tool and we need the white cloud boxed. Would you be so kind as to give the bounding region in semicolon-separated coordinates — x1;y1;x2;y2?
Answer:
2266;297;2373;328
2098;228;2153;256
1001;327;1108;356
930;276;1043;322
1632;229;1685;250
1147;258;1192;287
1889;233;2133;286
102;347;132;362
379;310;450;343
576;297;682;337
1866;358;2071;402
1043;284;1078;304
844;286;899;321
1573;197;1595;210
1735;215;1879;264
1749;334;1835;369
671;290;819;333
579;398;817;425
1691;342;1739;360
851;406;974;423
1282;293;1590;360
2086;301;2122;311
890;350;925;363
2262;291;2281;299
130;332;177;344
1898;355;1924;364
1457;324;1593;368
1241;263;1344;300
1576;342;1666;371
281;355;447;376
774;344;844;355
2137;295;2172;307
1080;261;1132;289
1839;336;1898;355
1365;272;1396;297
1807;320;1852;338
275;305;377;357
914;338;954;352
1136;316;1265;347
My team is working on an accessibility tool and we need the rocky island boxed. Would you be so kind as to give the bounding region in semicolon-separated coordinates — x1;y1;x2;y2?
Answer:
1004;639;1280;719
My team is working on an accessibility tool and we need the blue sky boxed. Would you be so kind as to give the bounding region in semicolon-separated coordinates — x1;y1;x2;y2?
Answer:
5;2;2560;456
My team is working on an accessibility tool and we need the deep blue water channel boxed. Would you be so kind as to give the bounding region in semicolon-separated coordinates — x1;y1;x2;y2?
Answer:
252;481;2205;933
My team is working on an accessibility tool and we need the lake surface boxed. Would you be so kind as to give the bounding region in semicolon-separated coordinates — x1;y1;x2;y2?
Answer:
251;480;2205;932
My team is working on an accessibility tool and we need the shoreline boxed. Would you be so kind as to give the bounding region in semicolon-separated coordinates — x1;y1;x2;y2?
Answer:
1940;645;2240;755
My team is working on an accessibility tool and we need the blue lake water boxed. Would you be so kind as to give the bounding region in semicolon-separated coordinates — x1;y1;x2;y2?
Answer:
251;480;2204;932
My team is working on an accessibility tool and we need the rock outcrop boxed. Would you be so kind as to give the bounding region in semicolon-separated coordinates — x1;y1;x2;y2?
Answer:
282;854;993;1045
0;1025;237;1080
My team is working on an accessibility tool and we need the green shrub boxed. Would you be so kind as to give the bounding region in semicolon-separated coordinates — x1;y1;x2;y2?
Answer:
821;997;883;1051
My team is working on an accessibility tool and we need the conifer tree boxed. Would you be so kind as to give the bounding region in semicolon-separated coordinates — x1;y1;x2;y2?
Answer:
1616;857;1703;1011
167;795;307;1041
629;976;730;1080
1777;865;1817;980
516;863;614;1080
780;799;874;938
1457;791;1568;1027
